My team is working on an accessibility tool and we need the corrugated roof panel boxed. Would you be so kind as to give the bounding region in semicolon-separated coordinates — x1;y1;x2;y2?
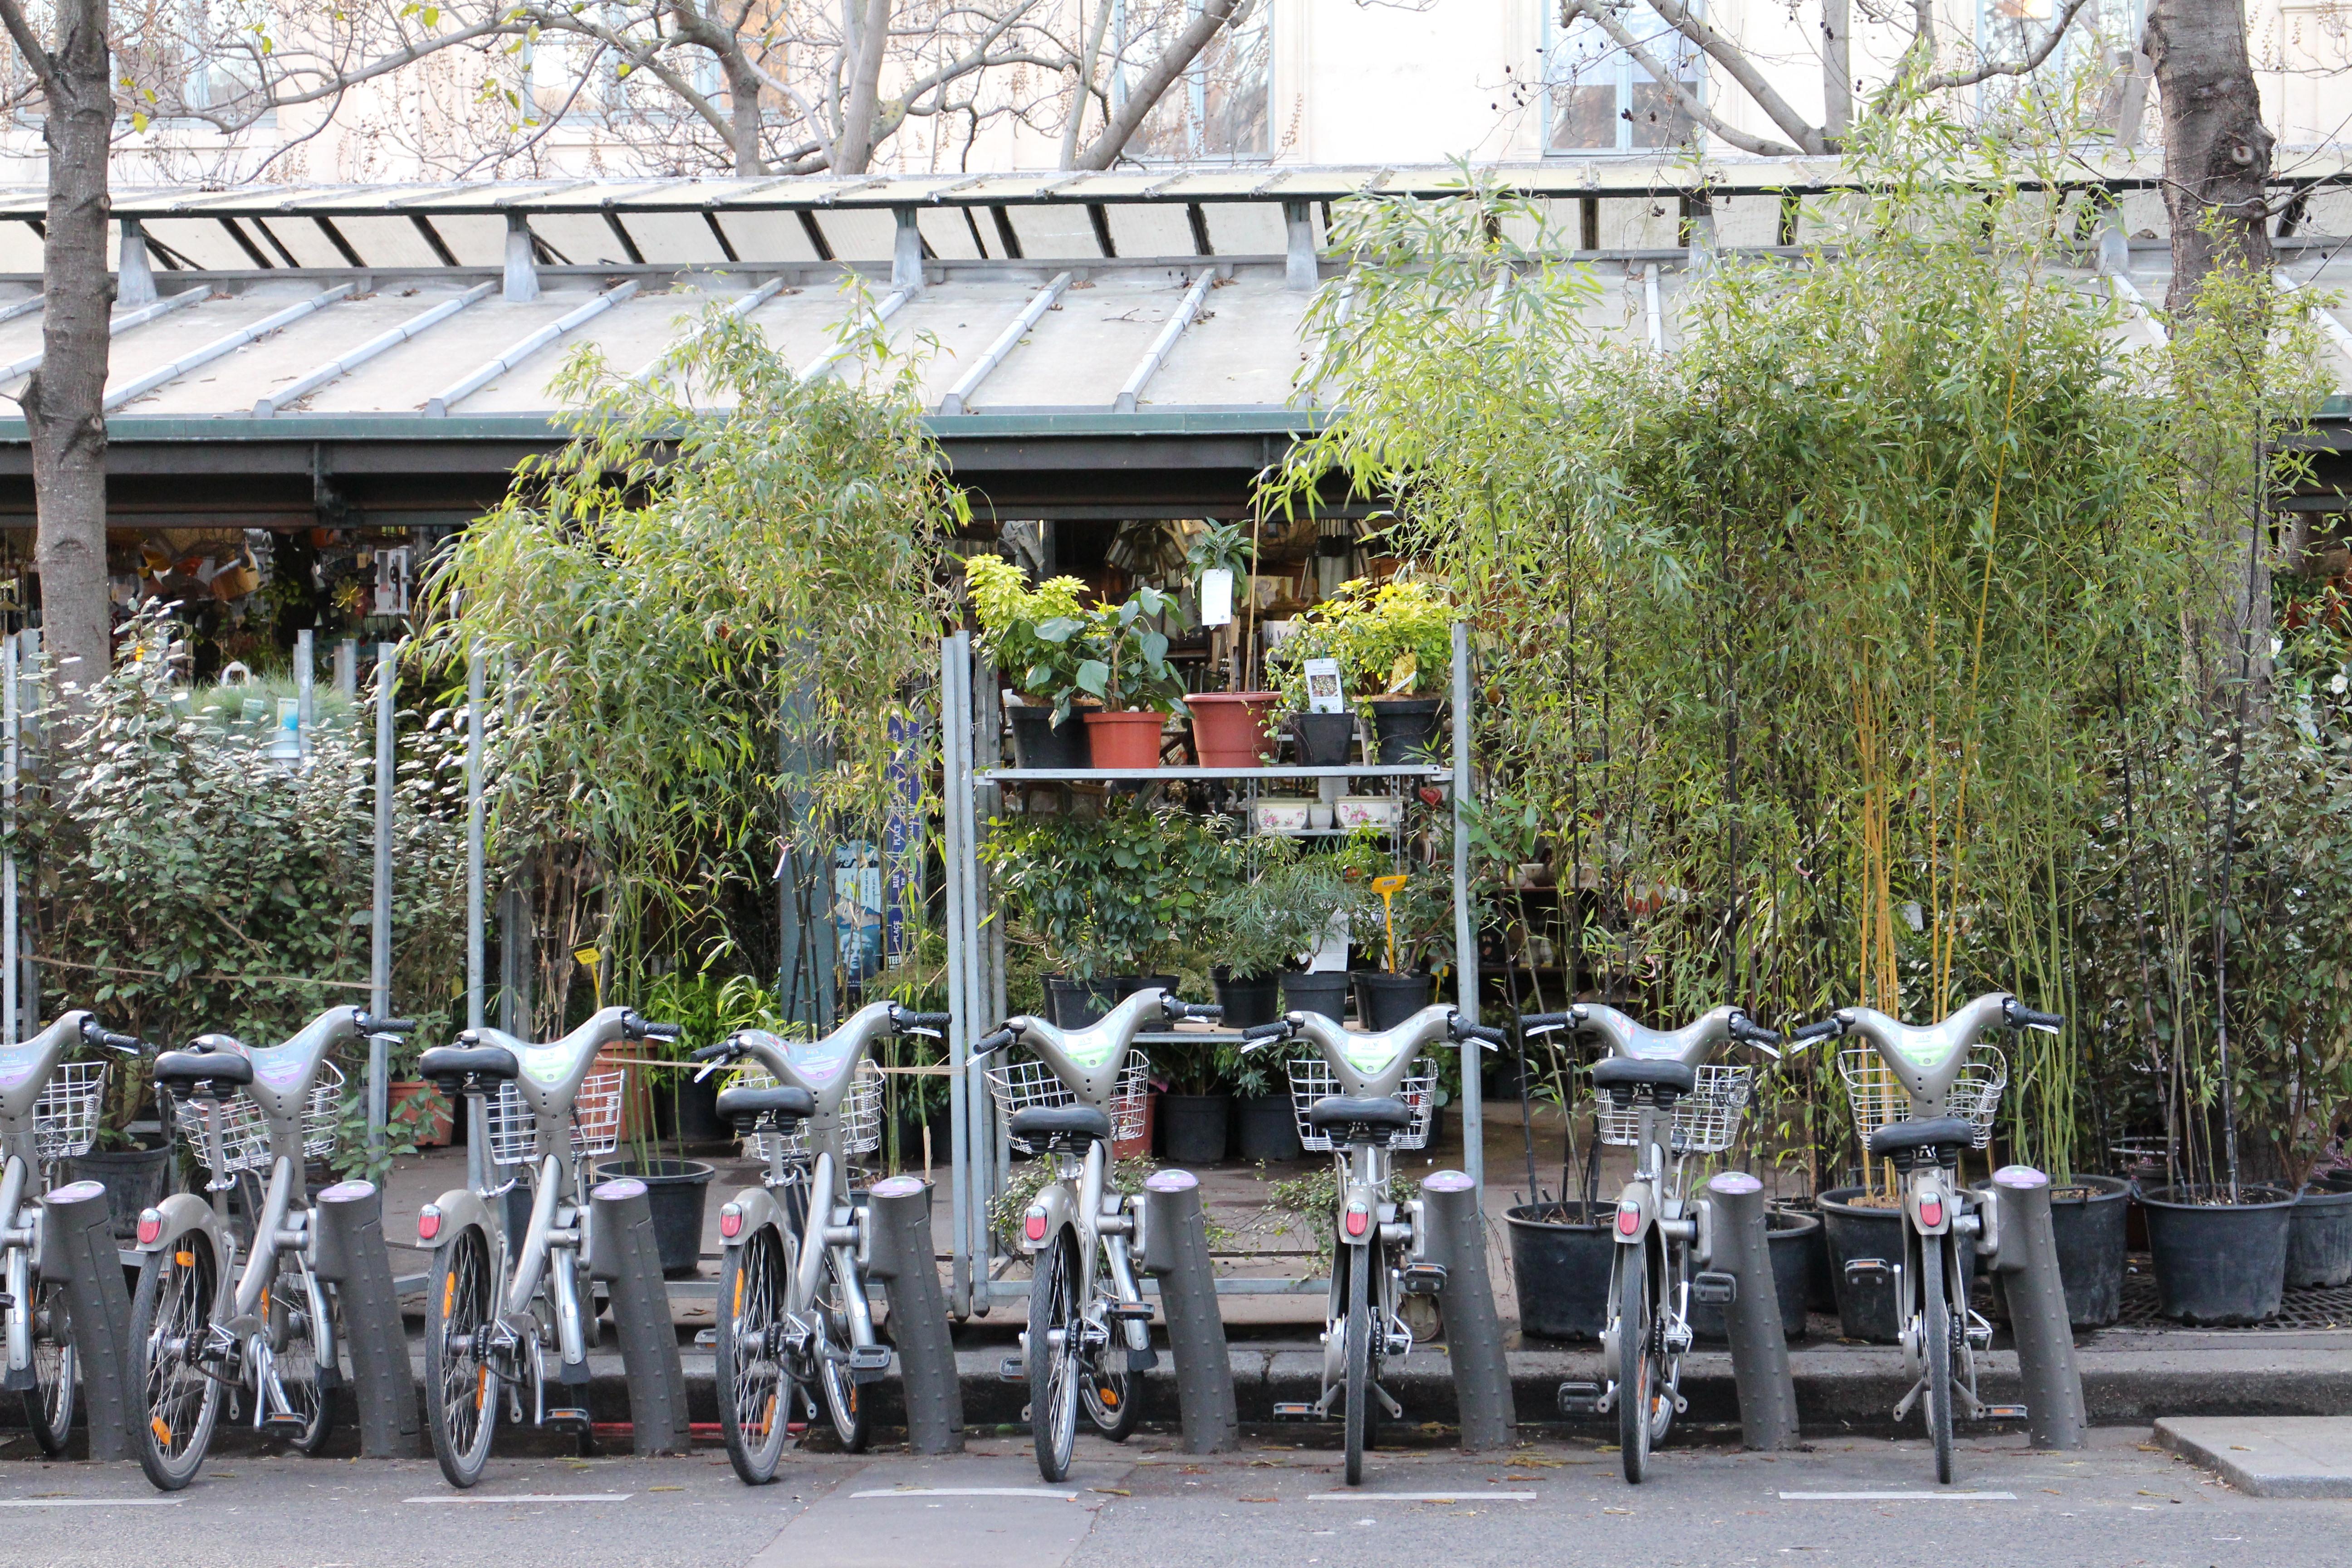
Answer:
254;216;350;269
1202;201;1286;255
459;287;709;412
973;272;1188;408
306;214;452;270
1595;196;1684;252
806;207;898;261
1106;203;1196;258
414;213;510;268
915;206;984;260
1139;274;1308;408
710;209;822;264
843;277;1050;404
624;211;731;265
93;289;324;408
134;285;460;416
140;218;265;272
306;292;581;413
1003;203;1103;259
529;213;641;268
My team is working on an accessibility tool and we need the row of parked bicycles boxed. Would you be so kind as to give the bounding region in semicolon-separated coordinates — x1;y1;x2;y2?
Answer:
0;981;2058;1494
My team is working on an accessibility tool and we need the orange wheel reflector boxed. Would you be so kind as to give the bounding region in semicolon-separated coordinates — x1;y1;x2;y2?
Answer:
174;1250;195;1267
150;1416;172;1445
759;1391;778;1436
475;1366;489;1410
732;1274;744;1314
443;1274;456;1315
1101;1388;1118;1408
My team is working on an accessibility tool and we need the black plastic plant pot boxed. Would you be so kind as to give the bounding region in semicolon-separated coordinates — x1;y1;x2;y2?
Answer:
1005;702;1090;770
2138;1183;2295;1325
2287;1185;2352;1289
1211;967;1282;1029
1046;977;1120;1029
1689;1205;1817;1344
1234;1093;1303;1161
1505;1201;1614;1342
61;1139;173;1240
1288;710;1358;768
1818;1186;1977;1344
1116;974;1181;1003
1774;1197;1838;1313
664;1071;729;1147
594;1156;717;1278
1280;969;1349;1023
1979;1173;2129;1328
1161;1093;1230;1165
1352;970;1435;1032
1362;696;1446;765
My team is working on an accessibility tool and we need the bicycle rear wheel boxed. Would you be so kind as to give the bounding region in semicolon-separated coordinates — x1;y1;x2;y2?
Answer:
718;1224;793;1483
1921;1237;1955;1485
265;1259;337;1454
1617;1247;1654;1484
1028;1228;1081;1484
815;1253;872;1454
1343;1240;1372;1487
425;1225;500;1489
132;1235;223;1491
23;1278;75;1455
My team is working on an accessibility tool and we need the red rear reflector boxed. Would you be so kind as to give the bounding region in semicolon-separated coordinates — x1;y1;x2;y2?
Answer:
720;1205;743;1240
1345;1207;1369;1238
416;1206;441;1243
1025;1210;1049;1243
136;1211;162;1246
1616;1206;1641;1236
1920;1199;1944;1228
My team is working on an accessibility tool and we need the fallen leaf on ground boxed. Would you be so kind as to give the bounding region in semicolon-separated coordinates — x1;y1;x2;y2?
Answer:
1240;1497;1278;1504
649;1486;683;1492
1091;1488;1131;1497
1603;1506;1632;1515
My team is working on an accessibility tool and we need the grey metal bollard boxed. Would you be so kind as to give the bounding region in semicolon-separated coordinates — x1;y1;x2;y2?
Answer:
1140;1169;1237;1454
309;1180;421;1456
865;1176;964;1455
1417;1170;1515;1450
1987;1166;2086;1450
587;1178;691;1455
1705;1172;1801;1450
35;1180;133;1461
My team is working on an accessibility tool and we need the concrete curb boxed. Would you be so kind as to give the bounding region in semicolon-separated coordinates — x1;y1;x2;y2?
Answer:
2155;1416;2352;1497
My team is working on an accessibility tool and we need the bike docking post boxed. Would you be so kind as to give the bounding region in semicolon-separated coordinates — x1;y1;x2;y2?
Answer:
1986;1166;2086;1450
865;1175;964;1454
1703;1172;1800;1450
1417;1170;1514;1449
1140;1169;1237;1455
588;1177;691;1455
310;1179;421;1456
35;1180;132;1460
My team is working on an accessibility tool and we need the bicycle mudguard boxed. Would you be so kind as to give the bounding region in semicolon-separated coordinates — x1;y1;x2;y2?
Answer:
132;1191;220;1255
715;1184;784;1250
1016;1181;1076;1256
415;1186;494;1251
1610;1179;1657;1248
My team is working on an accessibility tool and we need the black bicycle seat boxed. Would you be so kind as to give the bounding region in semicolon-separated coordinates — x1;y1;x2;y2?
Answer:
154;1049;255;1094
717;1083;817;1130
418;1044;520;1092
1591;1057;1698;1097
1306;1095;1416;1144
1866;1116;1975;1156
1008;1104;1113;1148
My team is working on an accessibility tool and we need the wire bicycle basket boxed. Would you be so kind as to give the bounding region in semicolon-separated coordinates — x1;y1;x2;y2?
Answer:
486;1068;626;1166
1288;1056;1439;1153
1839;1044;2008;1153
986;1051;1150;1156
168;1061;344;1174
735;1061;885;1163
32;1060;108;1163
1589;1063;1754;1155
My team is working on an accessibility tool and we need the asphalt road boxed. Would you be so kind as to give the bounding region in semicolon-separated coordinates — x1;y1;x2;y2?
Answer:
3;1426;2344;1568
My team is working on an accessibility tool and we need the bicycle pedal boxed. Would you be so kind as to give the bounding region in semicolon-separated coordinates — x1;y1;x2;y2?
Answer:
848;1346;893;1374
998;1355;1026;1382
1843;1257;1891;1282
1556;1380;1612;1416
544;1406;592;1431
1271;1402;1320;1420
258;1413;309;1436
1691;1271;1737;1305
1980;1403;2030;1420
1400;1262;1448;1296
1105;1302;1156;1323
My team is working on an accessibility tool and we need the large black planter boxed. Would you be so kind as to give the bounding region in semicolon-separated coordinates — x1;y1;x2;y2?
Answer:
595;1156;717;1278
2138;1184;2295;1325
662;1071;729;1147
1690;1206;1817;1344
1352;970;1435;1031
1235;1093;1303;1161
1046;977;1119;1028
1775;1197;1837;1313
1281;969;1349;1023
1819;1186;1976;1344
1212;968;1282;1029
1288;711;1358;767
2287;1186;2352;1289
1978;1173;2130;1328
1005;703;1090;770
63;1141;173;1240
1362;696;1445;765
1506;1201;1614;1342
1161;1093;1230;1165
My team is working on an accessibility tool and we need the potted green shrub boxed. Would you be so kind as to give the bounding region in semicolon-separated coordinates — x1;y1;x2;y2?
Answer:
1266;578;1456;764
1071;585;1191;769
1181;522;1282;768
1350;866;1452;1029
965;555;1093;769
1202;843;1367;1027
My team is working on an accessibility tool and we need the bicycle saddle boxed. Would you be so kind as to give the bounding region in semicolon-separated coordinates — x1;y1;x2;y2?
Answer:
419;1044;520;1092
1866;1116;1974;1157
155;1046;255;1093
1007;1104;1113;1149
717;1083;816;1131
1305;1095;1415;1143
1591;1057;1698;1097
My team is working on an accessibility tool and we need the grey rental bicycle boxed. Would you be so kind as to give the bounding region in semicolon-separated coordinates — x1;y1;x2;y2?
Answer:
414;1005;677;1489
1808;991;2055;1484
1236;1002;1504;1486
973;987;1222;1483
132;1006;412;1490
1524;1004;1784;1484
0;1011;145;1453
687;999;951;1484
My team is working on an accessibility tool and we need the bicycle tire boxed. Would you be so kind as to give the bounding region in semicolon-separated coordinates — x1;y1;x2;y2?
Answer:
1343;1239;1371;1487
1083;1313;1143;1442
1028;1227;1081;1484
266;1259;336;1454
815;1253;872;1454
1922;1236;1955;1485
131;1235;223;1492
424;1225;500;1490
23;1278;75;1455
717;1224;794;1484
1617;1246;1652;1484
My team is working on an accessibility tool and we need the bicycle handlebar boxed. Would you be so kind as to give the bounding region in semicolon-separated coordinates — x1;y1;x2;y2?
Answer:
1519;1010;1575;1035
1788;1018;1846;1044
2004;999;2064;1033
1240;1020;1294;1044
1452;1020;1507;1048
1727;1014;1782;1047
624;1012;683;1042
691;1040;736;1063
1163;1000;1225;1024
972;1028;1018;1056
896;1009;953;1032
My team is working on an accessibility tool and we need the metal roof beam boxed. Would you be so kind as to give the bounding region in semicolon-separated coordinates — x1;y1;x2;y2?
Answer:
426;281;638;416
937;271;1073;416
105;284;355;412
2109;273;2166;346
798;288;912;383
630;278;788;386
256;281;495;416
2278;270;2352;368
0;294;39;326
1113;267;1219;413
0;284;204;383
504;212;540;302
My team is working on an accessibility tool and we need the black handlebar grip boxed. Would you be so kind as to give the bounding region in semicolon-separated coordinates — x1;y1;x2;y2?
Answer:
900;1011;953;1030
97;1030;144;1053
1788;1019;1845;1043
1730;1017;1783;1046
1240;1021;1293;1043
642;1021;683;1041
1458;1022;1507;1046
362;1016;417;1034
973;1029;1017;1056
2005;1000;2065;1031
1166;1000;1225;1023
1518;1011;1574;1031
689;1041;735;1063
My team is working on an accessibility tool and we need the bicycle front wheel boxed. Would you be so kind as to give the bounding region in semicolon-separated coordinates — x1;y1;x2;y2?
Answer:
718;1225;794;1484
815;1253;872;1454
1617;1247;1654;1484
23;1278;76;1455
265;1259;337;1454
1028;1228;1082;1484
424;1226;500;1489
1343;1240;1372;1486
1921;1237;1955;1485
131;1235;223;1491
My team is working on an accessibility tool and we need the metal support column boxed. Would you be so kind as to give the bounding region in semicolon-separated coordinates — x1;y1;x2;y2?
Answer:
1705;1171;1800;1449
1418;1169;1513;1448
294;628;315;762
368;642;396;1150
1142;1170;1238;1453
955;643;995;1305
939;634;974;1316
1450;621;1481;1186
465;650;486;1032
1988;1165;2087;1450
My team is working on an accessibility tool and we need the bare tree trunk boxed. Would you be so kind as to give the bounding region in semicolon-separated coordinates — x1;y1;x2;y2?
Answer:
1821;0;1851;139
1075;0;1239;169
2144;0;2274;315
833;0;895;174
19;0;113;709
1058;0;1114;169
722;52;767;175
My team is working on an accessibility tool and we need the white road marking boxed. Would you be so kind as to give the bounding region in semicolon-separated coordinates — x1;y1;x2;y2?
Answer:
403;1493;632;1504
0;1499;184;1508
1779;1491;2016;1501
850;1487;1079;1500
1306;1492;1537;1502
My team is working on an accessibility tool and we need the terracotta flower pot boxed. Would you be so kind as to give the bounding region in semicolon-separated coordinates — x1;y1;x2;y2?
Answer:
1184;691;1279;767
388;1079;454;1147
1082;708;1166;769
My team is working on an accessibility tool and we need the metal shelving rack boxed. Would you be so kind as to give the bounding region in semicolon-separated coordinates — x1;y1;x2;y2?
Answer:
936;623;1482;1317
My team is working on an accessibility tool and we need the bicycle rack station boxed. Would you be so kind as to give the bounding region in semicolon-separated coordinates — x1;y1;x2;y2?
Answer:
310;1178;422;1458
1416;1170;1515;1450
35;1179;134;1463
588;1176;693;1455
1986;1165;2088;1451
1140;1169;1238;1454
866;1175;965;1455
1703;1172;1801;1452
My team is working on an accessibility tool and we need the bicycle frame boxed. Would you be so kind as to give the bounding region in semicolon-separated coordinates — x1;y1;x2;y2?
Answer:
0;1013;103;1391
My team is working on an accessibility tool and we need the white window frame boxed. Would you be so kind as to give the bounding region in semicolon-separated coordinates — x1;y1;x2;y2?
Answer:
1111;0;1274;165
1540;2;1706;157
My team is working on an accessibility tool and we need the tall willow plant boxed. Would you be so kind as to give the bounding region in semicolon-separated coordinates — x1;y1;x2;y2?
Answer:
425;307;960;1024
1271;118;2229;1188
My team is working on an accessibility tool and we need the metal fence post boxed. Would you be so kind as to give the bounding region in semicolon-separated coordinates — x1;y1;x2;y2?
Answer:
309;1179;421;1456
465;649;485;1032
866;1175;964;1455
294;627;314;761
939;635;973;1316
1705;1171;1800;1450
1419;1169;1514;1449
36;1180;133;1460
368;642;396;1150
1449;621;1481;1187
1989;1166;2086;1450
3;637;15;1047
1141;1170;1238;1453
588;1177;691;1454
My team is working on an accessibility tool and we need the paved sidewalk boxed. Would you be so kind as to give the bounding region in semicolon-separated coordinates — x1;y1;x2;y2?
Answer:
2157;1418;2352;1498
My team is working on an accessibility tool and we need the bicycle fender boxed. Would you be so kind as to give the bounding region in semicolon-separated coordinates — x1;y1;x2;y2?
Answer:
133;1191;220;1256
717;1184;785;1247
416;1186;493;1250
1611;1179;1656;1247
1018;1181;1076;1255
